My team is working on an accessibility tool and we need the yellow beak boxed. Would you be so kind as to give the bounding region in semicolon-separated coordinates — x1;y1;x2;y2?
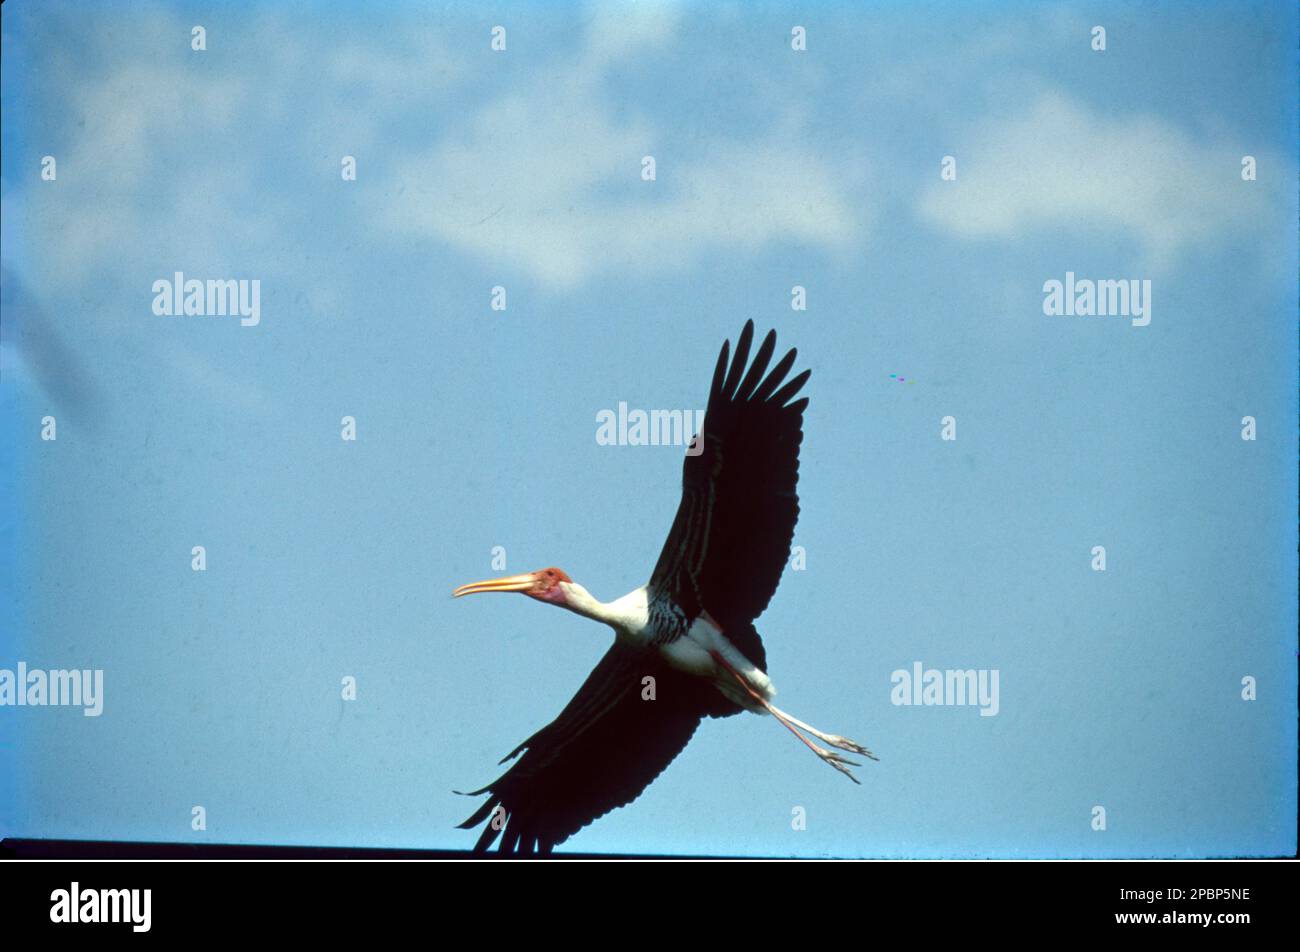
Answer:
452;573;538;598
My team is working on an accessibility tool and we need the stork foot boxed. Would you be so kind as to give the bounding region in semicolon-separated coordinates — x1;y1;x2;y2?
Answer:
820;734;879;762
708;650;878;781
768;703;880;763
812;745;863;784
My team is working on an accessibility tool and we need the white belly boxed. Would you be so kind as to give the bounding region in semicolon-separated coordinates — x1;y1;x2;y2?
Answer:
661;613;776;711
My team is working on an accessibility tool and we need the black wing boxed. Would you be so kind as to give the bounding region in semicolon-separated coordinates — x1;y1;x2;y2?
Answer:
649;320;809;667
458;640;735;854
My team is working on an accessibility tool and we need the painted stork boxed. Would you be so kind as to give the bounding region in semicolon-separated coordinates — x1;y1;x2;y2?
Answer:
453;321;875;854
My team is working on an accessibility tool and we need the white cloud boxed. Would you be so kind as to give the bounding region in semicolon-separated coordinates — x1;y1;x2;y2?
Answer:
14;2;859;296
580;1;682;66
916;90;1273;270
17;10;468;290
6;8;471;413
367;5;862;289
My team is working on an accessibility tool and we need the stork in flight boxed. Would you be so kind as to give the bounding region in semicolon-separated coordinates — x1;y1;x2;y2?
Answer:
453;321;876;854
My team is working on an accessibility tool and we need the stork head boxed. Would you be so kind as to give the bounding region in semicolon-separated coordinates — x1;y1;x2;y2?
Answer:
452;567;573;606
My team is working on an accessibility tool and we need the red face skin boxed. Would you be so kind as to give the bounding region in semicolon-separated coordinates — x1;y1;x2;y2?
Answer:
452;567;574;603
526;567;572;605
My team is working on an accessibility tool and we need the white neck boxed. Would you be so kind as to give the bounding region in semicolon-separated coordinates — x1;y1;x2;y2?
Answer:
559;583;650;635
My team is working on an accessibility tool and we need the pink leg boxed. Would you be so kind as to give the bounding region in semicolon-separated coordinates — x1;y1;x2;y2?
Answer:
709;651;864;784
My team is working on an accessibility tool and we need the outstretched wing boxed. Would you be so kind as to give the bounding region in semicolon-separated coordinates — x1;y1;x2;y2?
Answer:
458;641;735;854
649;320;809;666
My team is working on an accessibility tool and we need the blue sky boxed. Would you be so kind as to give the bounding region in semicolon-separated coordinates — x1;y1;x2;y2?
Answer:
1;0;1295;856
